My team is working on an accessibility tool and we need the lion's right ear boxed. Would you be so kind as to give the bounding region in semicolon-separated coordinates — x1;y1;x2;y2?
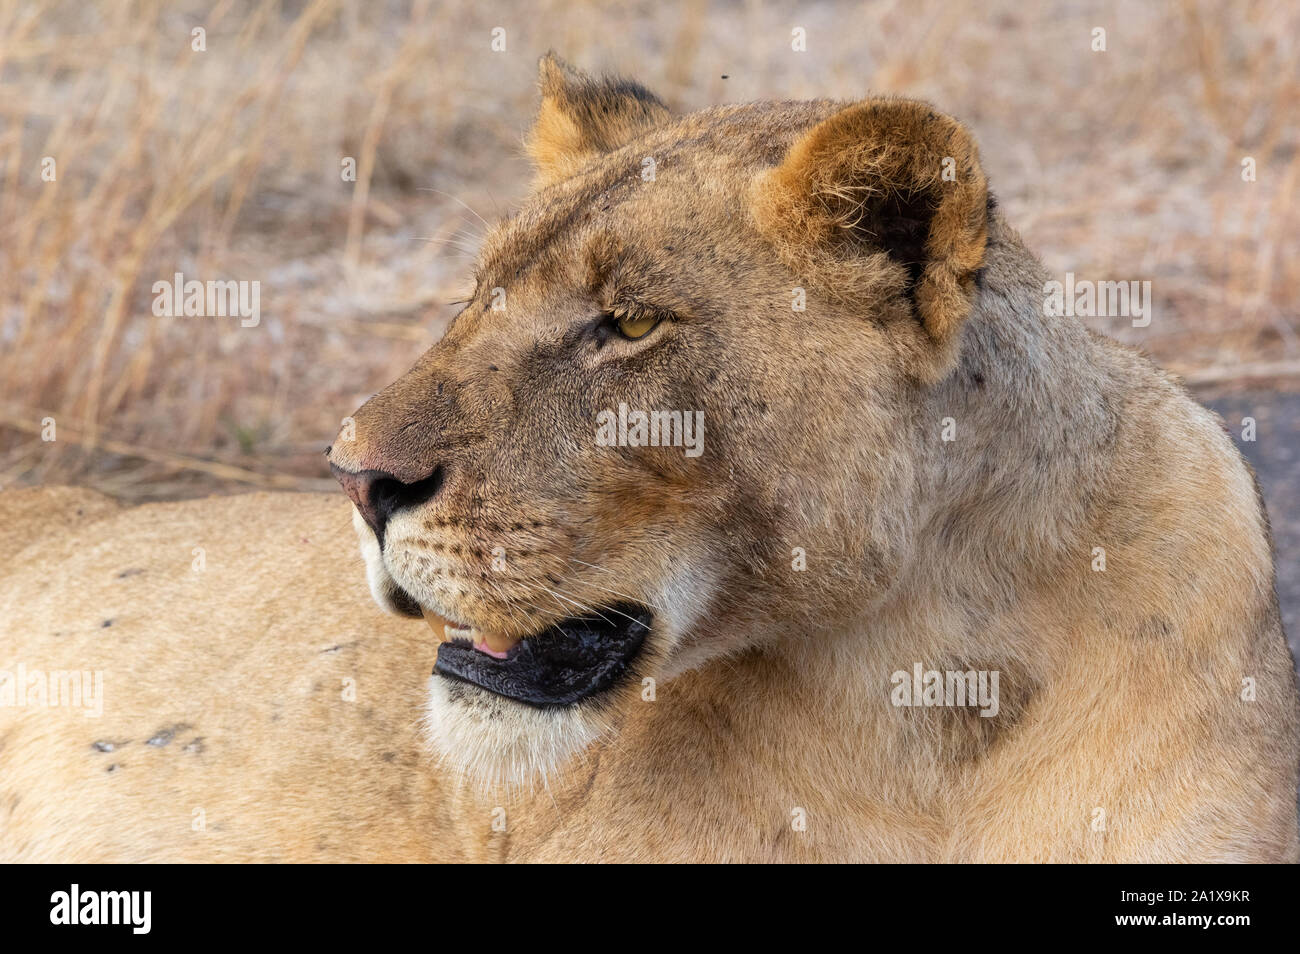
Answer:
526;53;671;186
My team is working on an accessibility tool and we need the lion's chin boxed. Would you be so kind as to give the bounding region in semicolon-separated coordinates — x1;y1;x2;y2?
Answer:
422;673;614;790
419;608;652;789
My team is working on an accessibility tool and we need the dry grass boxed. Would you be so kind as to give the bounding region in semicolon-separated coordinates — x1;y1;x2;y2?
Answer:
1;0;1297;501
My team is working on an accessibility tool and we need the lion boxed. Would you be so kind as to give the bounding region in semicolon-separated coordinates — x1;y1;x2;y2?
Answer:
1;55;1297;863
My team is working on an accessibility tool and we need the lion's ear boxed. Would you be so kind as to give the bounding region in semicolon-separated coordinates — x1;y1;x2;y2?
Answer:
753;98;989;380
526;53;671;186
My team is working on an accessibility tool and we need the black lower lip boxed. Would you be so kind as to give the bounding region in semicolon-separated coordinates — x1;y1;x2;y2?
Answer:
433;604;652;707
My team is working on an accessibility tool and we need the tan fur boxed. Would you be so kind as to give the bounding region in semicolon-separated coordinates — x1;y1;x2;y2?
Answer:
526;55;671;187
752;95;988;380
2;57;1297;862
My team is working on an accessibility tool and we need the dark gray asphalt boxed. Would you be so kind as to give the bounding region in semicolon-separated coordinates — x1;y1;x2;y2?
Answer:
1202;389;1300;676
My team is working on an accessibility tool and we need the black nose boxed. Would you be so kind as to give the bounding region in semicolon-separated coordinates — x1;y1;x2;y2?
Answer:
330;463;445;542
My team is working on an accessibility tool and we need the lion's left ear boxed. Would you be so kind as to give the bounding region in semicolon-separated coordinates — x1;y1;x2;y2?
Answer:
753;97;989;381
526;53;671;186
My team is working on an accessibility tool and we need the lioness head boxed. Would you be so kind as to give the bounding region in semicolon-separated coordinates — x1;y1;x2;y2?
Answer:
327;55;990;788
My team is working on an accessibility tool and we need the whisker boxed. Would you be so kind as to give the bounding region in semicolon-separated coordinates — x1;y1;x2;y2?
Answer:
560;559;662;612
537;586;616;628
413;235;480;255
418;187;492;232
546;585;651;629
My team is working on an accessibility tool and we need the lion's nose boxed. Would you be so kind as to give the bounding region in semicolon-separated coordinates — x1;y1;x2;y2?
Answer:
329;462;445;542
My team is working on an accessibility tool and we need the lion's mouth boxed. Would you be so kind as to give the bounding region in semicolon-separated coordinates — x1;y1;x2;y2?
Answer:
427;605;652;707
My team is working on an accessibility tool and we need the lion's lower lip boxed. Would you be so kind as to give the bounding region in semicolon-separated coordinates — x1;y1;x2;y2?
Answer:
433;604;652;707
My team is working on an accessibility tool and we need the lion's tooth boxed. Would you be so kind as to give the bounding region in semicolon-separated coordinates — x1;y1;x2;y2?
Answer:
421;608;453;641
421;609;519;654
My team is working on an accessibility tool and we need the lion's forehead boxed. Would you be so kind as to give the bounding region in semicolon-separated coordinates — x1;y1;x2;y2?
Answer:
474;101;841;287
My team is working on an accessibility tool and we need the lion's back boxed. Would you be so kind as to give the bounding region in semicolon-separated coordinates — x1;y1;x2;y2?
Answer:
0;491;457;862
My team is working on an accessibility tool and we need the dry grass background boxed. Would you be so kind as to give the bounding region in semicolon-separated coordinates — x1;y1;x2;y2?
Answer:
1;0;1298;501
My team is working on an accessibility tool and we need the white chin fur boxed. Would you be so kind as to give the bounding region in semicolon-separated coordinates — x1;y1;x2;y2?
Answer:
422;676;610;792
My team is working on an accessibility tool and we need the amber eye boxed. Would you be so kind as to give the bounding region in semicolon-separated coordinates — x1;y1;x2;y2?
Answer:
614;312;659;340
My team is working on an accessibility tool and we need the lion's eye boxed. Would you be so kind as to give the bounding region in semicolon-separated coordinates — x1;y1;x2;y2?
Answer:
614;312;659;340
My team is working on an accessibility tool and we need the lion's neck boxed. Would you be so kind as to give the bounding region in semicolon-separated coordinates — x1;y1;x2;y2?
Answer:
921;218;1116;563
721;218;1133;793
